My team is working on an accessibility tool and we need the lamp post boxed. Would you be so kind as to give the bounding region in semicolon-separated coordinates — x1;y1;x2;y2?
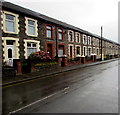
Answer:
101;26;103;61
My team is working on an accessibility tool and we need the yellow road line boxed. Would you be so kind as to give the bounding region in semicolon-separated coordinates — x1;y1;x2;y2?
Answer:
2;72;64;88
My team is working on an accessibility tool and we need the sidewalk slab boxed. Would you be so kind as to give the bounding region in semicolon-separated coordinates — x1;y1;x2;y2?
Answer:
2;58;118;87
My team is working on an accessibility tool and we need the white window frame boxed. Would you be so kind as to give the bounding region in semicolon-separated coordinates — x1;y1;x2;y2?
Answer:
75;32;80;43
2;11;19;34
68;30;74;42
75;45;81;56
24;40;40;59
68;44;74;58
87;36;91;45
27;42;37;57
83;34;87;45
25;17;38;37
92;37;95;46
88;47;92;56
2;37;20;62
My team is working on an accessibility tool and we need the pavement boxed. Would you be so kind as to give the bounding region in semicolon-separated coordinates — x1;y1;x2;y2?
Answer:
2;58;119;87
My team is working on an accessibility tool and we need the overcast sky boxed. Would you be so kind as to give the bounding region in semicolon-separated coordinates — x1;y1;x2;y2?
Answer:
5;0;119;43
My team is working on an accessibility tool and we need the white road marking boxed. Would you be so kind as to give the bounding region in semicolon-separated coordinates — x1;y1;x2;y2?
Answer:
9;92;57;114
9;86;70;114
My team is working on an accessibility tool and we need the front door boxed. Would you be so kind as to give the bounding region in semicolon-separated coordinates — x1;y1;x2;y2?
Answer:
58;45;64;57
47;44;53;58
6;41;15;66
70;46;72;58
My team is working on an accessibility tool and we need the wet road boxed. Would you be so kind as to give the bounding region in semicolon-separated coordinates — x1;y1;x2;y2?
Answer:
2;60;119;114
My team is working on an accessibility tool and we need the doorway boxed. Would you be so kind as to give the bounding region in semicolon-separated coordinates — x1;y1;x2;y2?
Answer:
6;40;15;66
47;44;53;58
70;46;72;58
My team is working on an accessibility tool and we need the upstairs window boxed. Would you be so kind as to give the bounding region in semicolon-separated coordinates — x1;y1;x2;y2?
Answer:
46;25;52;38
83;35;87;45
69;32;73;41
88;36;91;45
76;32;80;43
25;17;38;37
28;20;35;35
58;28;63;40
3;11;19;34
77;34;79;43
5;14;15;32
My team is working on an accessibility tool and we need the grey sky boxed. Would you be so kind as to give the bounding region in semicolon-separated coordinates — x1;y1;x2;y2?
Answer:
5;0;119;43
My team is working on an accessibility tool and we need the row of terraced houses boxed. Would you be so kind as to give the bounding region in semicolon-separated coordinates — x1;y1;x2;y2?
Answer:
1;1;120;67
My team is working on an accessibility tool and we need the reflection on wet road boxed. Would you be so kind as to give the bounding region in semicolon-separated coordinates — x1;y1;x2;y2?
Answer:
2;60;118;114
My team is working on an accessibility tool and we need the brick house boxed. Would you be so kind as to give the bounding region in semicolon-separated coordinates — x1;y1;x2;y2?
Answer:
1;1;120;67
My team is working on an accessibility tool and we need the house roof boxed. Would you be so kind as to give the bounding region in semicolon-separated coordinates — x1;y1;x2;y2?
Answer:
1;1;120;45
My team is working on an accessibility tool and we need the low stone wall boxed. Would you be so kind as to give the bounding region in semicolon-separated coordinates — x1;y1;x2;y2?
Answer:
2;66;16;77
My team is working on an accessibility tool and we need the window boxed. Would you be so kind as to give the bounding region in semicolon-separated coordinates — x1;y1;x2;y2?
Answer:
88;36;91;45
28;20;35;35
58;28;63;40
3;11;19;34
93;47;95;54
8;49;12;58
25;17;38;37
69;32;73;41
58;45;64;57
76;47;80;55
88;47;91;56
46;25;52;38
5;14;15;32
83;35;87;45
76;33;80;43
27;42;37;56
93;38;95;46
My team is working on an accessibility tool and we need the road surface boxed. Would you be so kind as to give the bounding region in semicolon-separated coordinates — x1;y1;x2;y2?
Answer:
2;60;119;114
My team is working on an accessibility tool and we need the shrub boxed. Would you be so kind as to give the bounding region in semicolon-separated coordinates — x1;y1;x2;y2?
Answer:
85;56;91;60
28;51;52;62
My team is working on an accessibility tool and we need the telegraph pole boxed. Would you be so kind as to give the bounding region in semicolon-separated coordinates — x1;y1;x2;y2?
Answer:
101;26;103;61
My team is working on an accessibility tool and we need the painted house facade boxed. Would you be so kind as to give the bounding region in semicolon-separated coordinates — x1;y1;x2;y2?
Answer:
1;1;120;67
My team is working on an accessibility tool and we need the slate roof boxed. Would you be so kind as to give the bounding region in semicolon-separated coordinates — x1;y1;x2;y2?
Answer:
1;1;120;45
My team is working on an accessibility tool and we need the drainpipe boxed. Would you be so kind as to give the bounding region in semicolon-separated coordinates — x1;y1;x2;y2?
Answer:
101;26;103;61
55;26;58;58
